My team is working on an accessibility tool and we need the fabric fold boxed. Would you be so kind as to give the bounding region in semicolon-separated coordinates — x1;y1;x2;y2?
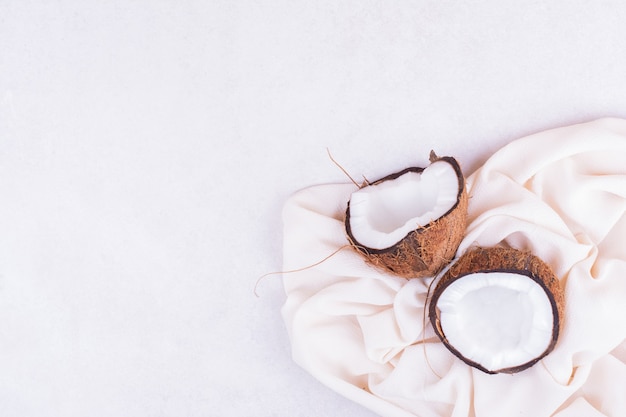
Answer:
282;118;626;416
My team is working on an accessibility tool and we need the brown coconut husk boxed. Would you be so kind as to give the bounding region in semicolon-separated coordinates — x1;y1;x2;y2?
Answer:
428;246;564;374
345;152;468;279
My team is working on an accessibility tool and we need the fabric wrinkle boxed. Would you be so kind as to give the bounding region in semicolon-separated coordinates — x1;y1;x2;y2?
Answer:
281;118;626;417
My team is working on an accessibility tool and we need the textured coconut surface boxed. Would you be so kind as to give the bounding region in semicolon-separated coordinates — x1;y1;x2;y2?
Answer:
345;156;468;278
430;247;563;374
346;161;461;250
3;2;626;417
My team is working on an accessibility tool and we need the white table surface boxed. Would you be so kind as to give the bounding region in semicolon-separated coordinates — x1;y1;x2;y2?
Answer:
1;1;626;416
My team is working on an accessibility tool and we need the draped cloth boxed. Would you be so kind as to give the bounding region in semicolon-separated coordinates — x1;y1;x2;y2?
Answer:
281;118;626;417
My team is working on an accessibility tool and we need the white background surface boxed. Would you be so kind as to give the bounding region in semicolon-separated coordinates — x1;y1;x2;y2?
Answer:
1;1;626;416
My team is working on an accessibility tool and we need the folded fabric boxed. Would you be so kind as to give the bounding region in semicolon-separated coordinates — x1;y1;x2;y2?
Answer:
281;118;626;417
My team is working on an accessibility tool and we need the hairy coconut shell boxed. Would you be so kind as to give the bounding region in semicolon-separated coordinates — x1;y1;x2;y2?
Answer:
429;246;564;374
345;152;468;278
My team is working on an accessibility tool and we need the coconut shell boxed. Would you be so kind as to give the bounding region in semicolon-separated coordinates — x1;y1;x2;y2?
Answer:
345;153;468;279
429;246;564;374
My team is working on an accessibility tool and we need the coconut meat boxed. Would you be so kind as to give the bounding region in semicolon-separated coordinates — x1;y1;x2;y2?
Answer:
435;272;554;372
348;160;459;250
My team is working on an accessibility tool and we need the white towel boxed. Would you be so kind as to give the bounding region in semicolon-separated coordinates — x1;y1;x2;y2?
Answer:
281;118;626;417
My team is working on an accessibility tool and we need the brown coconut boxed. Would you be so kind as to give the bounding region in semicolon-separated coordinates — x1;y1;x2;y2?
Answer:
429;246;564;374
344;152;468;278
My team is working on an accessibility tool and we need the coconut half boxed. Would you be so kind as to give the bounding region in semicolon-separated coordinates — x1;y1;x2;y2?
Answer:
429;247;564;374
345;152;467;278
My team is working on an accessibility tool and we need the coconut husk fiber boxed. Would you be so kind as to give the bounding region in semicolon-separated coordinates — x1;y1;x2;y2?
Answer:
429;246;564;374
345;154;468;279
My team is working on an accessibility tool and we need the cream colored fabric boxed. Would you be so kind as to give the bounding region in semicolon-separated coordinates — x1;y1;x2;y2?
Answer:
281;118;626;417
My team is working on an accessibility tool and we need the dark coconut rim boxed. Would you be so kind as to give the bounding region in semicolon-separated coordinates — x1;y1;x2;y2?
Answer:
428;248;563;374
344;155;465;255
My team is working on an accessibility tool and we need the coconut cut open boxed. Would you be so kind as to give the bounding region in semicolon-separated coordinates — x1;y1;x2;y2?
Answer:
345;152;467;278
429;247;564;374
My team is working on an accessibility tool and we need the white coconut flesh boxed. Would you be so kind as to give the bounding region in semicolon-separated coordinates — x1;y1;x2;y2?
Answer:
435;272;554;372
348;160;459;250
